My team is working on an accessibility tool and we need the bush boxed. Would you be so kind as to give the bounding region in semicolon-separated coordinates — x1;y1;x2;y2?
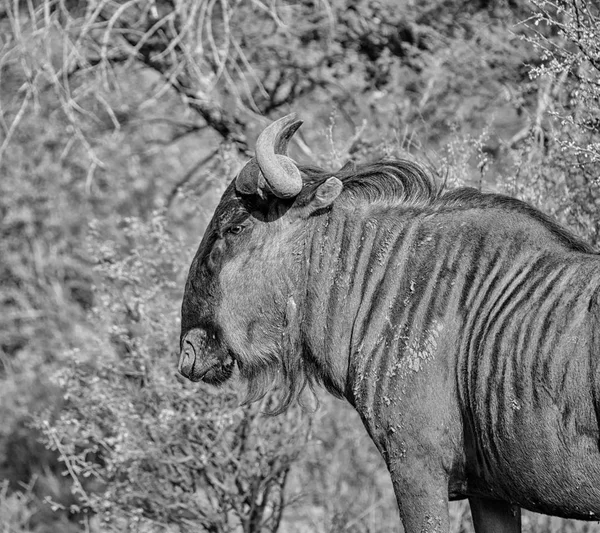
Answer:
522;0;600;244
38;211;311;532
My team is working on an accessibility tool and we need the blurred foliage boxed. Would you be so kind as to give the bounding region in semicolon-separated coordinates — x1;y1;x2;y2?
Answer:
0;0;598;532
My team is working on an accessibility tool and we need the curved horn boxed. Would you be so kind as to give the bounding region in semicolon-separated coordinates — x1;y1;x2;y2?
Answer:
236;113;303;198
256;113;303;198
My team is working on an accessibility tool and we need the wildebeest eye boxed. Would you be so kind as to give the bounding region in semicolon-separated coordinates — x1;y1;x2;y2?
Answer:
227;224;245;235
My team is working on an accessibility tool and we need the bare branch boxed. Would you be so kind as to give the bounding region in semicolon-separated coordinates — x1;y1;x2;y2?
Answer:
0;87;31;166
165;147;219;208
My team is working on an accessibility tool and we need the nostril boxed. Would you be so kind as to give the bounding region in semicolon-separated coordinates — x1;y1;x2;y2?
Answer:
184;339;196;355
179;344;196;376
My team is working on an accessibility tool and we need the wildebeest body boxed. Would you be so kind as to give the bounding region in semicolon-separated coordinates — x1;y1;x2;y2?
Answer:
179;114;600;533
301;200;600;516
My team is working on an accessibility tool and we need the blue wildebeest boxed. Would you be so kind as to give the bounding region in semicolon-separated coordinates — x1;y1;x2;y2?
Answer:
178;114;600;533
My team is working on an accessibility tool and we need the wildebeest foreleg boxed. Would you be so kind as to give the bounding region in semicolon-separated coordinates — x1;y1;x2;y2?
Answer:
469;497;521;533
390;464;449;533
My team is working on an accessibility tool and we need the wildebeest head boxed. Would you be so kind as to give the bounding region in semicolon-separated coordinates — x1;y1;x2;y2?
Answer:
179;114;343;412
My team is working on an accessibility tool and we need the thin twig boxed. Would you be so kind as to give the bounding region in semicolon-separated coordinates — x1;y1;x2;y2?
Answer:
0;87;31;166
166;147;219;207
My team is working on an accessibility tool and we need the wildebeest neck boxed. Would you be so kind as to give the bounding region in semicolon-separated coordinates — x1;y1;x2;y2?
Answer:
300;206;411;400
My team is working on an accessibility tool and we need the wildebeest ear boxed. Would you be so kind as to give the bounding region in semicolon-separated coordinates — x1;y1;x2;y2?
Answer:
305;177;343;214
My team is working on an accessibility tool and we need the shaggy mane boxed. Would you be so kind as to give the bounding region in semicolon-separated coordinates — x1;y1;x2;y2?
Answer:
298;159;595;254
299;159;440;208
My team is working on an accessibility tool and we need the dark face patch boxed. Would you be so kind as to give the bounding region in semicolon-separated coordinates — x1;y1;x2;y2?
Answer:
178;181;252;378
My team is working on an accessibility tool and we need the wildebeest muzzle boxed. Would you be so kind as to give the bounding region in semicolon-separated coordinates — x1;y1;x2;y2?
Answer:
178;327;234;384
